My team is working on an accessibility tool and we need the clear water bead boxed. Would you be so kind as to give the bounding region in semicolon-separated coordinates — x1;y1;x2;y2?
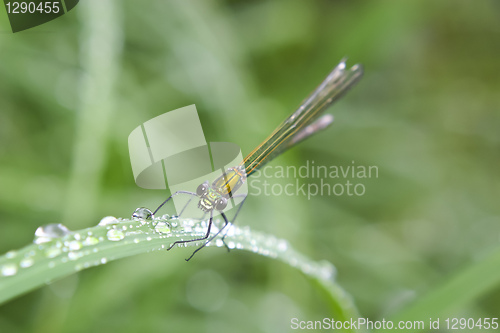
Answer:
34;224;70;244
98;216;119;226
317;261;336;281
45;246;62;258
277;240;288;252
155;221;171;234
68;240;82;251
132;207;154;220
82;236;99;246
106;229;125;241
20;258;34;268
5;251;17;258
1;264;18;276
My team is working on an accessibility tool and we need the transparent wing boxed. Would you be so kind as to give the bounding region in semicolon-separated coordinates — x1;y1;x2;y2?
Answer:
242;59;363;176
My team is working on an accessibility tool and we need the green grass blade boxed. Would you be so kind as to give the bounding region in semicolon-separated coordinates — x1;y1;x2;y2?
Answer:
392;247;500;331
0;216;362;332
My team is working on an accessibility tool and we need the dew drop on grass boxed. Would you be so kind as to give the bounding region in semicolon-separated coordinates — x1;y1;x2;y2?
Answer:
106;229;125;241
20;257;34;268
34;224;70;244
45;246;62;258
82;236;99;246
155;221;171;234
1;264;18;276
277;240;288;252
316;261;336;281
132;207;154;220
68;240;82;251
5;251;17;258
98;216;119;226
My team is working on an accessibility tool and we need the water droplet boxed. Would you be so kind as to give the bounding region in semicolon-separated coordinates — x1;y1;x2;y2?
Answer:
132;207;154;220
100;258;107;264
316;261;336;280
154;221;171;234
82;236;99;246
171;215;179;220
1;264;17;276
277;240;288;252
68;240;82;251
106;229;125;241
227;241;235;249
34;224;70;244
20;258;34;268
45;246;62;258
133;238;140;244
300;264;312;274
160;214;170;220
68;252;79;261
5;251;17;258
225;227;235;237
215;239;224;247
98;216;119;226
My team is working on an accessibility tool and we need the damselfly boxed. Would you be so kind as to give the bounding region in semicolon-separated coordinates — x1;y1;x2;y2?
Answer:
154;59;363;260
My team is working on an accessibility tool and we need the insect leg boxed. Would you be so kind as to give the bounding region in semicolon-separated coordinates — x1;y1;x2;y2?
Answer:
185;212;231;261
166;211;214;253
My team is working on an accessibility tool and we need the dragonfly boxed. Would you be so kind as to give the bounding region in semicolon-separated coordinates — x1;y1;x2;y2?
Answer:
154;58;363;260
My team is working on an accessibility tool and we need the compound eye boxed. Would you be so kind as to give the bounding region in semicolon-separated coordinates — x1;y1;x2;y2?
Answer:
196;182;208;196
215;197;228;211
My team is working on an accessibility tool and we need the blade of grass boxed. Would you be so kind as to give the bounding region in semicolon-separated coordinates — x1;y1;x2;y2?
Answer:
391;247;500;331
0;215;362;332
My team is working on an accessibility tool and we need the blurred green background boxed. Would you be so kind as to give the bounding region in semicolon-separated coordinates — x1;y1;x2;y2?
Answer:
1;0;499;332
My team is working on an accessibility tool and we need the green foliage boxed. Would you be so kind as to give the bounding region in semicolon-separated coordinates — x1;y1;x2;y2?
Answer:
1;0;499;332
0;216;360;332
